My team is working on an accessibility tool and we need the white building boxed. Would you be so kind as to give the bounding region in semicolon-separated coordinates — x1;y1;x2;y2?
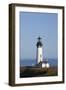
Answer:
36;37;50;68
36;37;43;63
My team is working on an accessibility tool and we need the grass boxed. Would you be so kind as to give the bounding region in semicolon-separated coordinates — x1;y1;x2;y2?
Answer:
20;66;58;78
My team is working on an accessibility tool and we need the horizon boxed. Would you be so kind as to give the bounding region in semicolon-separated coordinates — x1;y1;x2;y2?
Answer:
20;58;58;61
20;58;58;67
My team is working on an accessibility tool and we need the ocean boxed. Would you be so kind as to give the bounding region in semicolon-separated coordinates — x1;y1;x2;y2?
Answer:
20;58;58;67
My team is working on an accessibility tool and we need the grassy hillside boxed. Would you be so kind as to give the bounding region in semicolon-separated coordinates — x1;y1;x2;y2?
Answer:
20;66;58;78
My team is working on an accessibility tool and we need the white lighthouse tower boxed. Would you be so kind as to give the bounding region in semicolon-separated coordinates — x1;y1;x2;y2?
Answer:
36;37;43;64
36;37;50;68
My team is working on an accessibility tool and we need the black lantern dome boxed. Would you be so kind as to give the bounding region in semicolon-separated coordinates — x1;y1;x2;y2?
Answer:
36;37;43;47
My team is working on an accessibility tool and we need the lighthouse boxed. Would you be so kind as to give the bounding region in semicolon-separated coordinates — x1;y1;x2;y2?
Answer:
36;37;50;68
36;37;43;64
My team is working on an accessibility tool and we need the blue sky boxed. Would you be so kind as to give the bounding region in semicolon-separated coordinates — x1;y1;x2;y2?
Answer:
20;12;58;60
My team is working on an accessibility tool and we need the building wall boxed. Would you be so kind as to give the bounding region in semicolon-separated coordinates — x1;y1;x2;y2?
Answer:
37;47;43;63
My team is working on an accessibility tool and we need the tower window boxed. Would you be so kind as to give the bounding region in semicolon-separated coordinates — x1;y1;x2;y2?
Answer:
40;55;42;57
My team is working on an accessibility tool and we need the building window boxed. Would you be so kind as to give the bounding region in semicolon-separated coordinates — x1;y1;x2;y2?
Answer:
40;55;42;57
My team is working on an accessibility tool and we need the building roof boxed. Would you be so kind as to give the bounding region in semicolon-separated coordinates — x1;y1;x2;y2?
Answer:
39;61;48;64
36;37;43;47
